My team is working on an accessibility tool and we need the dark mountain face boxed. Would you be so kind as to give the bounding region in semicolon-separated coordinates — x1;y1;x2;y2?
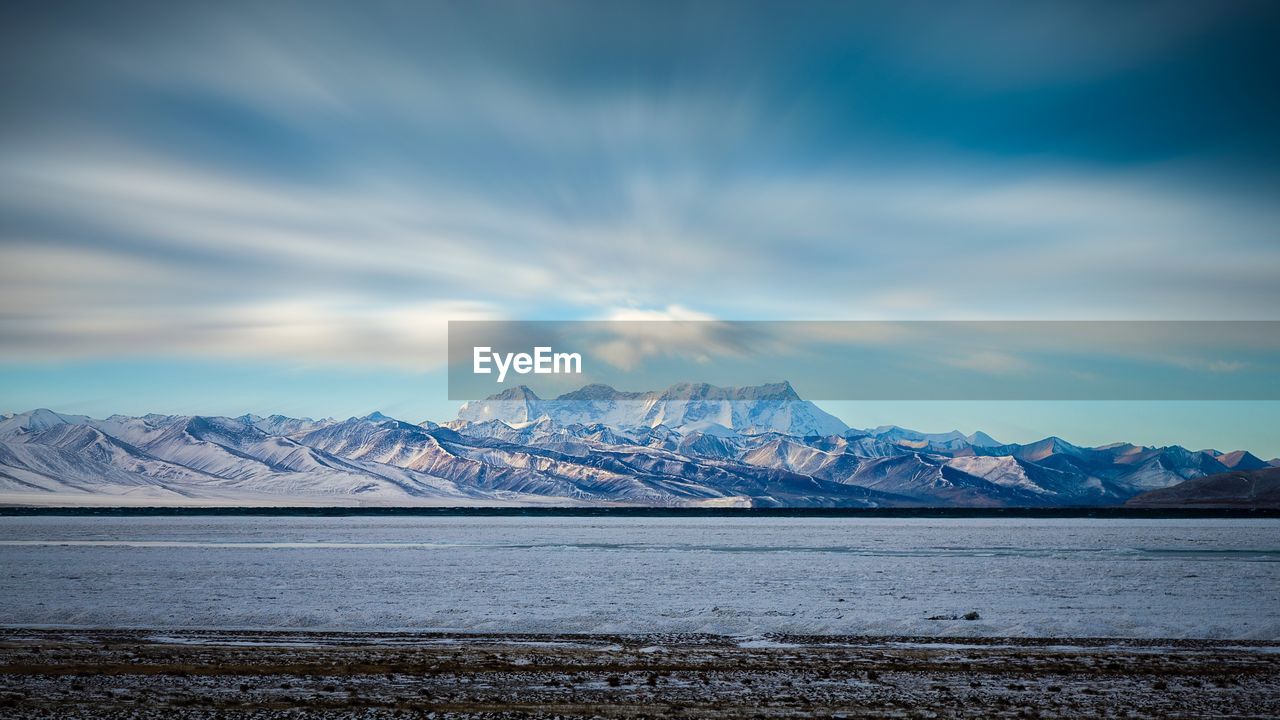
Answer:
1126;467;1280;508
1218;450;1271;471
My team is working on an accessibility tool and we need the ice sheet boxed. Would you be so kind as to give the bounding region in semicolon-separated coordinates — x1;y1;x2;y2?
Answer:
0;516;1276;639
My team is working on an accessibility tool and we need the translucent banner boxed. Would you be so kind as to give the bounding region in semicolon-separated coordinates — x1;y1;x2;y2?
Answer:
447;320;1280;401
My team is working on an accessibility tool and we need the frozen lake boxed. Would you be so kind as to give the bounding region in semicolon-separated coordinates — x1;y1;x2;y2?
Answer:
0;515;1276;639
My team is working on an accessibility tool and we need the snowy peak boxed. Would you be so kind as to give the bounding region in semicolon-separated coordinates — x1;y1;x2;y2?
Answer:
457;386;548;425
655;380;801;403
455;381;844;436
1012;436;1084;462
0;403;1273;509
183;415;265;445
966;431;1002;448
246;414;333;437
555;383;641;402
858;425;1003;452
0;408;92;439
492;386;543;402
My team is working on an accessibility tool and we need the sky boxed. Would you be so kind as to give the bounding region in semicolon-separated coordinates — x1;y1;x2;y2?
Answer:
1;1;1278;455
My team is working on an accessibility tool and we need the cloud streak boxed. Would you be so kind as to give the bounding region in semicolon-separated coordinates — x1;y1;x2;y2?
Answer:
1;0;1279;373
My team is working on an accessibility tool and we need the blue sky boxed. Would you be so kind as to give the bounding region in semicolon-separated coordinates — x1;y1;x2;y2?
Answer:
1;1;1278;454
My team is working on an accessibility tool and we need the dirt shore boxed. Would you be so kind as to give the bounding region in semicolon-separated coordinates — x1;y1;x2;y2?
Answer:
0;630;1276;718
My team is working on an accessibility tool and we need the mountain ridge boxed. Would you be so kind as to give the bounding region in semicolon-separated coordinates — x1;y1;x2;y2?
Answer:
1;382;1270;508
1126;467;1280;508
457;380;846;436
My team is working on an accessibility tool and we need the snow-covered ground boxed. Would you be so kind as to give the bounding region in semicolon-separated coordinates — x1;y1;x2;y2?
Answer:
0;516;1276;639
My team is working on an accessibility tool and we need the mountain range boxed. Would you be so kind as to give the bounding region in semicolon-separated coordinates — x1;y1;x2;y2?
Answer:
2;381;1276;507
1126;466;1280;509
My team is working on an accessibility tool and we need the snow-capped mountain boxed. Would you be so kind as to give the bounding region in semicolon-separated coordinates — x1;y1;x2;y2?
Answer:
0;408;94;439
0;381;1268;508
853;426;1004;452
457;381;847;436
237;413;335;437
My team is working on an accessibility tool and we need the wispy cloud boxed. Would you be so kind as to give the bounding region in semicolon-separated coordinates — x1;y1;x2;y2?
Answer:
1;0;1278;373
941;350;1032;375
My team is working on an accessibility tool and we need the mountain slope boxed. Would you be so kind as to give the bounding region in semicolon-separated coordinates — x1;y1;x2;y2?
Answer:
458;381;847;436
1126;467;1280;508
0;383;1270;508
1217;450;1271;471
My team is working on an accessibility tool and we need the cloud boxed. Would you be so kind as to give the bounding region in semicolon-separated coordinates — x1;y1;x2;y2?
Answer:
878;1;1242;89
1;1;1279;373
0;284;500;371
602;305;716;322
4;149;1280;370
1163;357;1250;374
588;307;748;371
941;350;1032;375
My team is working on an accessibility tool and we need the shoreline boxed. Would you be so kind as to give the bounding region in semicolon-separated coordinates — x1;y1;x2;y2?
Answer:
1;629;1277;718
3;505;1280;517
5;628;1280;649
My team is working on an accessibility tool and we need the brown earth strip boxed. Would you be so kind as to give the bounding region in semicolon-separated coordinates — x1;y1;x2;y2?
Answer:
0;630;1276;718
